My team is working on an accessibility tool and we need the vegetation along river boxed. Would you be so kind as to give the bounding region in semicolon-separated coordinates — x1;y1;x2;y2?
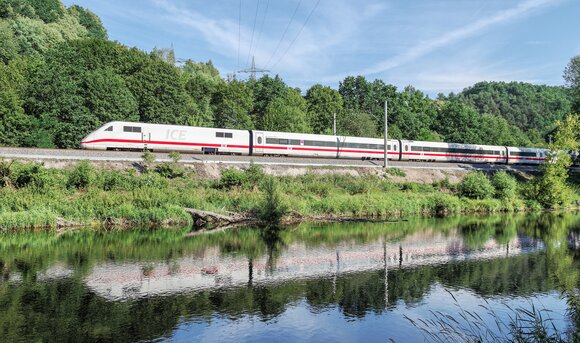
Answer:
0;213;578;342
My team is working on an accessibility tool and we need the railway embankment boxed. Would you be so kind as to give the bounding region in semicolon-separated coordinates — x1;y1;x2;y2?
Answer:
0;158;577;232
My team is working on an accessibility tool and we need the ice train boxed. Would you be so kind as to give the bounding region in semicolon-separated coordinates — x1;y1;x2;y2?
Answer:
81;121;550;165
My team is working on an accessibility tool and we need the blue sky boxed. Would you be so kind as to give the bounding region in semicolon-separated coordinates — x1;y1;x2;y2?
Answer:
62;0;580;96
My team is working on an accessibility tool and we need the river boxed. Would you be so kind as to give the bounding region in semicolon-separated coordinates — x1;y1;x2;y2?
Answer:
0;213;578;342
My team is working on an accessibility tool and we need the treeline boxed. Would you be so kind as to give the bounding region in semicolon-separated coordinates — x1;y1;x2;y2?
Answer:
0;0;576;149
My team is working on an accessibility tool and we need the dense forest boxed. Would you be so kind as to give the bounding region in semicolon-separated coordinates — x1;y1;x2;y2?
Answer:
0;0;578;149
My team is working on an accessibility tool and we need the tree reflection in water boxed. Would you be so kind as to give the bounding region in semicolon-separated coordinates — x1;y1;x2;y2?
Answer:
0;213;577;342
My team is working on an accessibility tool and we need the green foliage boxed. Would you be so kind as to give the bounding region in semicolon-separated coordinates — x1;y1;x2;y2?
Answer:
563;55;580;113
262;88;311;133
168;151;181;163
491;171;518;200
67;5;107;39
212;80;253;129
0;60;33;146
532;115;579;208
305;84;343;134
245;162;265;187
258;176;287;225
0;159;13;187
0;21;18;63
66;160;95;189
141;150;155;168
385;168;406;177
154;162;184;179
456;81;573;138
10;162;50;190
458;172;494;199
218;168;248;189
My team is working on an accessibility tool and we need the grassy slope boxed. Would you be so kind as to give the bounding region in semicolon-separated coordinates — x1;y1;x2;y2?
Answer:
2;159;568;231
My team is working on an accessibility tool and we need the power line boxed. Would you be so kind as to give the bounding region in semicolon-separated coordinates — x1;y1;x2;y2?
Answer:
245;0;261;68
265;0;303;68
237;0;242;69
271;0;321;69
251;0;270;61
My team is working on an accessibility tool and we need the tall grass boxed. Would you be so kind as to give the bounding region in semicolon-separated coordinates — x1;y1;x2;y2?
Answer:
0;161;575;230
405;290;573;342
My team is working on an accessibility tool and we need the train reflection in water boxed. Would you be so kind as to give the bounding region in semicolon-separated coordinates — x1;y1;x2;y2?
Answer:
84;231;545;301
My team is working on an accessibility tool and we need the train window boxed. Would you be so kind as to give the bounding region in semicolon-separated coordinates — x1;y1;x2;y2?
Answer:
225;132;233;138
394;145;397;151
216;132;224;138
279;139;288;145
105;126;113;131
257;136;263;144
510;151;537;157
123;126;141;133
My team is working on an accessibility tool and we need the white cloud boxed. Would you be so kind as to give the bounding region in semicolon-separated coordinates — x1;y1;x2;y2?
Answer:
327;0;561;80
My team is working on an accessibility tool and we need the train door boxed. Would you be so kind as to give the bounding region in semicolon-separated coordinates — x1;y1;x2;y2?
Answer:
254;131;265;154
141;128;151;150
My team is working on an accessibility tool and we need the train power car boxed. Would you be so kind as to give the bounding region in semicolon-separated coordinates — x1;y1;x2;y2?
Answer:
81;121;250;155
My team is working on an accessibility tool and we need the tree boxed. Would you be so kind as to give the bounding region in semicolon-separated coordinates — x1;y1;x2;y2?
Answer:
182;60;224;127
67;5;107;40
305;84;343;134
532;115;579;208
250;75;291;127
212;80;254;129
337;111;377;138
26;39;187;148
262;88;310;133
0;60;33;146
457;81;573;138
0;21;18;63
563;56;580;113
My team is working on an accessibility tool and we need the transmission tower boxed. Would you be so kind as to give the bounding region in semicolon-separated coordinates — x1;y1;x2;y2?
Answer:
237;56;269;80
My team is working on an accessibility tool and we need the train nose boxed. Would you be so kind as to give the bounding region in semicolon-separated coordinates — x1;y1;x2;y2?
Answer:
80;133;94;149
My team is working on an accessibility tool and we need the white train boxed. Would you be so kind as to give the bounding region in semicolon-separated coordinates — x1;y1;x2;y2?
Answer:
81;121;551;165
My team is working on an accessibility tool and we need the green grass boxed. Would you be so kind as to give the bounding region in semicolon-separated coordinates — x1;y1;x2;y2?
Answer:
0;161;578;231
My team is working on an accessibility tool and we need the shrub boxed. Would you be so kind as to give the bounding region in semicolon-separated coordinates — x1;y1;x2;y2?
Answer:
432;176;455;191
0;159;13;188
154;162;184;179
385;167;406;177
458;172;494;199
218;168;248;189
245;161;265;187
491;171;518;200
258;177;287;225
67;160;95;189
141;150;156;172
11;162;50;190
168;151;181;163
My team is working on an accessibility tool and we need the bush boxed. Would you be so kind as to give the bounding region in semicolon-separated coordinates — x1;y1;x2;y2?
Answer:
0;159;13;188
491;171;518;200
141;150;156;171
67;160;95;189
154;162;184;179
385;167;406;177
245;161;265;187
458;172;494;199
258;177;287;225
217;168;248;189
168;151;181;163
11;162;50;190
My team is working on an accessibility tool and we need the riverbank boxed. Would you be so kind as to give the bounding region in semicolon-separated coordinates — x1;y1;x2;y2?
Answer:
0;160;578;231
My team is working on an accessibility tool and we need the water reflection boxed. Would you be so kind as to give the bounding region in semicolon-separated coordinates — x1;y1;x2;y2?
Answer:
0;213;578;342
